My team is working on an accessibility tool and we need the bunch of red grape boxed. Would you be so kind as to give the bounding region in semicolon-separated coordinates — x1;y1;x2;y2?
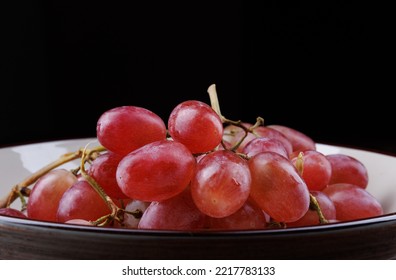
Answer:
0;85;384;230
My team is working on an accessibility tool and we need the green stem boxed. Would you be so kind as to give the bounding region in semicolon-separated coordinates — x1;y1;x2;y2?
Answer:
79;145;118;216
310;194;328;224
0;145;106;209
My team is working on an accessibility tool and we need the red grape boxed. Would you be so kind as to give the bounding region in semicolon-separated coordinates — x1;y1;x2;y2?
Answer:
254;126;293;156
116;139;196;201
138;188;206;230
27;169;77;222
96;106;167;156
88;151;128;199
0;208;27;219
323;183;383;221
249;152;310;223
268;124;316;152
326;154;369;188
57;180;111;223
242;137;289;158
205;198;266;230
287;191;336;227
290;150;332;191
191;150;251;218
168;100;223;154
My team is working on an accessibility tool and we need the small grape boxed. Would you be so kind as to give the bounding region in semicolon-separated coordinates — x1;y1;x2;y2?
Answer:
326;154;369;188
168;100;223;154
138;188;206;230
249;152;310;223
287;191;336;227
27;169;77;222
268;124;316;152
116;139;196;201
0;208;27;219
96;106;167;156
191;150;251;218
323;183;383;221
290;150;332;191
57;180;111;223
88;151;128;199
242;137;289;158
205;198;266;230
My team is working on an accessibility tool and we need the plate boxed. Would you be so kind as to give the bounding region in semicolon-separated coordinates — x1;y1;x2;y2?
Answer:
1;138;396;260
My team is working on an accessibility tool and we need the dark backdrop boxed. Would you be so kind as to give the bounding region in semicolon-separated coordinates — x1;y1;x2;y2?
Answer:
2;1;394;153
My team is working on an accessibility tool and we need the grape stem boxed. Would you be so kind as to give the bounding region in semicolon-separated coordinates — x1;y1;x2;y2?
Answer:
309;194;329;224
0;145;106;209
207;84;224;122
79;145;124;226
207;84;264;152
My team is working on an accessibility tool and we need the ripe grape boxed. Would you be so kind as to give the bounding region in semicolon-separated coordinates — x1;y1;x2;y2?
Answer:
287;191;336;227
96;106;167;156
323;183;383;221
326;154;369;188
249;152;310;223
242;137;289;158
88;151;128;199
27;169;77;222
168;100;223;154
116;139;196;201
57;179;112;223
205;198;266;230
0;208;27;219
138;188;206;230
290;150;332;191
268;124;316;152
190;150;251;218
254;126;293;156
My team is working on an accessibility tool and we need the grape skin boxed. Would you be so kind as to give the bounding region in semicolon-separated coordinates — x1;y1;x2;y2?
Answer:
326;154;369;188
242;137;289;158
268;124;316;153
27;169;77;222
168;100;223;154
88;151;128;199
138;188;206;230
57;180;112;223
96;106;167;156
249;152;310;223
287;191;336;227
116;139;196;202
290;150;332;191
0;208;27;219
191;150;251;218
323;183;383;221
205;198;266;230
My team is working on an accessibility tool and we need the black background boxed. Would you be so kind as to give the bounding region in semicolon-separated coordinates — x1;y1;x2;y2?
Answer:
2;1;394;153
